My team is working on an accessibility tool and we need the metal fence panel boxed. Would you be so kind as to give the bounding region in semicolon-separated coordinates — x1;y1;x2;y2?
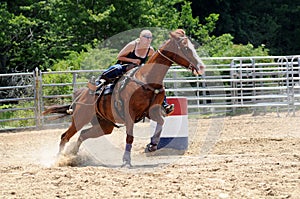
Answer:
1;56;300;131
0;70;37;130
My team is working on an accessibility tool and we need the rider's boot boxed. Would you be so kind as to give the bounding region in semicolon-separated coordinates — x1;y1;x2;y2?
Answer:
95;79;106;95
162;97;175;116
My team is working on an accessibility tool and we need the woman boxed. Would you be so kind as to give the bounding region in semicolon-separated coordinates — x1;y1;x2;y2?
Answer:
117;29;155;65
96;30;174;115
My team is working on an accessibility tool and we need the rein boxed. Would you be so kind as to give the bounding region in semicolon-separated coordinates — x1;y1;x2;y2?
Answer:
127;73;164;94
157;49;174;64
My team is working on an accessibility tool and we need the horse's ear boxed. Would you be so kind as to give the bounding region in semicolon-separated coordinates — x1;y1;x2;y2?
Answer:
169;31;177;39
175;29;186;35
169;29;186;39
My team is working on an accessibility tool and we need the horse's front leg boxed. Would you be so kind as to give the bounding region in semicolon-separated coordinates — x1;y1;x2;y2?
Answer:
146;104;164;152
122;122;134;167
146;123;163;152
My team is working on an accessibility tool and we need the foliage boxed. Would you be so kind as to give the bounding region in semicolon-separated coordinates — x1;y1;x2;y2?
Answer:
190;0;300;55
80;48;118;70
42;72;73;97
48;1;269;72
0;102;35;128
0;0;276;74
0;104;14;123
0;0;118;73
202;33;269;58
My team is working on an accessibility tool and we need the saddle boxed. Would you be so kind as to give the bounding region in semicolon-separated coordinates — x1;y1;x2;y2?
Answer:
87;67;145;122
87;81;115;96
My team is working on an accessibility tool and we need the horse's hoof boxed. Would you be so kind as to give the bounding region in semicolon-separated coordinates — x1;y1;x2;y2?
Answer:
145;143;157;153
122;151;132;168
121;161;132;168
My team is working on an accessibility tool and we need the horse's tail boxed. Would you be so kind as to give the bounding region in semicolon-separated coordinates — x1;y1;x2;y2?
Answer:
42;87;87;117
43;104;72;117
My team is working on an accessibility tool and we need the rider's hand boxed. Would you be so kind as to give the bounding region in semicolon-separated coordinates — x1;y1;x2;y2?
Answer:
133;59;141;65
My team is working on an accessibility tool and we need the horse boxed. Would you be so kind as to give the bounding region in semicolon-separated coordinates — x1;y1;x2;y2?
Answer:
43;29;205;167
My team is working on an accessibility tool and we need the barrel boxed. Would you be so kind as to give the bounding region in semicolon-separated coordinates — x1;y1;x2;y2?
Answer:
150;97;188;150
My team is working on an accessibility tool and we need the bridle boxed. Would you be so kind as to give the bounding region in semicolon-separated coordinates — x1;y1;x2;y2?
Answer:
157;36;197;72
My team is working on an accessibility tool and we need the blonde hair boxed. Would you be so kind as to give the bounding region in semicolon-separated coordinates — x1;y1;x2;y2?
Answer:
140;30;152;37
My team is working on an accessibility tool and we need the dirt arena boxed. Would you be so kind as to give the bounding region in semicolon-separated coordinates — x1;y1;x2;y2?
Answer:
1;112;299;199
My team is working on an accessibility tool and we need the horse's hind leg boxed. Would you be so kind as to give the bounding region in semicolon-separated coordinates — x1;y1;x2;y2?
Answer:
71;118;115;154
58;88;96;154
59;117;87;154
60;107;95;153
59;120;77;153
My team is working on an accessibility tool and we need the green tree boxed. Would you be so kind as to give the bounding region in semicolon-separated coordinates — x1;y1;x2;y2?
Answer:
190;0;300;55
1;0;271;74
0;0;116;73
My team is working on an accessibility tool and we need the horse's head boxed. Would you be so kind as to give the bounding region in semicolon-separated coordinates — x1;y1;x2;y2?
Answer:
160;29;205;75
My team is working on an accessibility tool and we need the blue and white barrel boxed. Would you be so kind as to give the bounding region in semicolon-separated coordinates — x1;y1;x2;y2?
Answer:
150;97;188;150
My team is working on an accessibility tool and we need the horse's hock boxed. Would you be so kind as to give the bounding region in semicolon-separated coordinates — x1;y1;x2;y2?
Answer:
150;97;188;152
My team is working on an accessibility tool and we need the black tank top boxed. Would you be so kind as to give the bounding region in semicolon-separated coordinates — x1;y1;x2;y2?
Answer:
117;42;151;65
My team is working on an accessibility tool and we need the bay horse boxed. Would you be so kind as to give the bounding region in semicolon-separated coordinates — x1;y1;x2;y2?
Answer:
43;29;205;167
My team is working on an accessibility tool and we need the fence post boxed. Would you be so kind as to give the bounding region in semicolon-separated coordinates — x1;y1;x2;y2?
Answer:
289;56;296;116
34;68;42;128
230;59;236;113
72;72;77;95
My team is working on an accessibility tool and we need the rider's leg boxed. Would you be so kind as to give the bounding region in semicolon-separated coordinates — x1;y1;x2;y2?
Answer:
94;64;135;95
94;65;122;92
95;64;126;88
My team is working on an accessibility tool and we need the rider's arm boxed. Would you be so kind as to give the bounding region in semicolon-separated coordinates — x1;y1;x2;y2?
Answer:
117;41;140;65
